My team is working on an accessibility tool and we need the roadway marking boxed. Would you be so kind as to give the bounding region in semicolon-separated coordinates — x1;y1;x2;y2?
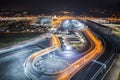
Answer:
92;60;106;69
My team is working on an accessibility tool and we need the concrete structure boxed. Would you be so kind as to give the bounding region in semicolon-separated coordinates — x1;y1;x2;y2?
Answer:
34;16;52;26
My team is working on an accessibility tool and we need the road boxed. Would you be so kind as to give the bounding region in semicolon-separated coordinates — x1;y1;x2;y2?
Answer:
86;21;116;80
23;20;104;80
22;20;104;80
71;20;116;80
0;19;114;80
58;29;103;80
0;38;50;80
23;34;62;80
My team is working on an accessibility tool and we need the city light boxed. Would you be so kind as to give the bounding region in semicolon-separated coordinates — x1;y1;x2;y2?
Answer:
0;1;119;80
65;45;72;51
62;51;75;57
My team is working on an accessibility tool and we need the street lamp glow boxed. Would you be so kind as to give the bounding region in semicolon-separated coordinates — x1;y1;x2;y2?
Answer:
65;45;72;50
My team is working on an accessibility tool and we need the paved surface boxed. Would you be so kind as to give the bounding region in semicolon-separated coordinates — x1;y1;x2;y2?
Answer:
104;54;120;80
0;46;42;80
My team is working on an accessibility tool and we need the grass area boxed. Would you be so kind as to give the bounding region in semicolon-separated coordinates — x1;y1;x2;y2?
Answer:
118;72;120;80
0;33;41;48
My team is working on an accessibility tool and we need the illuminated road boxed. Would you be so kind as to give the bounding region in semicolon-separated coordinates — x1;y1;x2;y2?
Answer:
0;39;50;80
24;19;104;80
80;20;117;80
58;29;103;80
0;19;109;80
23;34;62;80
25;34;61;60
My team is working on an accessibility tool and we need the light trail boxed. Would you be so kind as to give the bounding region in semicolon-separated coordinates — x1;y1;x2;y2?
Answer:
24;21;103;80
58;29;103;80
24;29;103;80
23;34;62;80
26;34;61;60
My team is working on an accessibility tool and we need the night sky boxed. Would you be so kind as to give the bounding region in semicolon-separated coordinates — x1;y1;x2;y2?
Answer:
0;0;120;15
0;0;119;9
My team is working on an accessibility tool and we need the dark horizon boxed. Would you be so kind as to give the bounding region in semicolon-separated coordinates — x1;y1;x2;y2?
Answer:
0;0;120;11
0;0;120;17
